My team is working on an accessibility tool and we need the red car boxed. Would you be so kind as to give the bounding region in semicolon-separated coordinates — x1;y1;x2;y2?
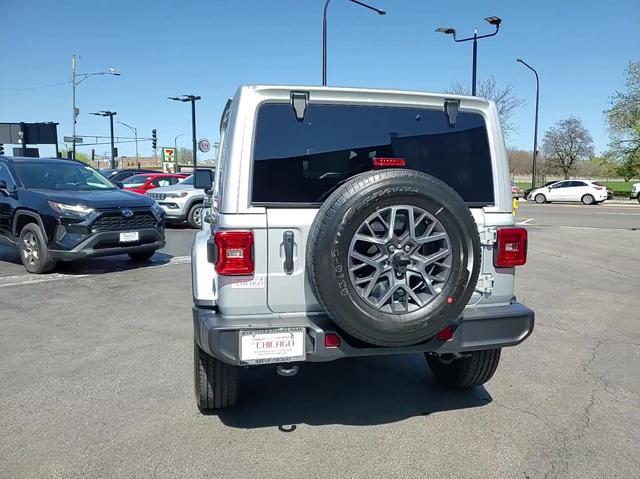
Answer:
121;173;188;194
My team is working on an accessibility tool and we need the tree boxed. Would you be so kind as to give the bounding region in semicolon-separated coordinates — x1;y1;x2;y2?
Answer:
58;148;90;165
604;61;640;181
177;147;192;165
507;148;533;175
541;117;594;179
448;76;525;138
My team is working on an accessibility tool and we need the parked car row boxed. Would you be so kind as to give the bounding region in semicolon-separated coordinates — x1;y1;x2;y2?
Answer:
0;157;166;273
0;158;210;274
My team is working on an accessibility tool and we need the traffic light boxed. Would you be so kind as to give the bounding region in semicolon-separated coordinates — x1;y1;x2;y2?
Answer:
151;129;157;149
0;144;4;156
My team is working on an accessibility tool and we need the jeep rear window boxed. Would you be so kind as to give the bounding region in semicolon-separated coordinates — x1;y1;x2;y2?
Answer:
252;103;494;206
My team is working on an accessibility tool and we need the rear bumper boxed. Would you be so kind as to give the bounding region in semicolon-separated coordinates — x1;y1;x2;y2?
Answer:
194;302;535;366
48;227;165;260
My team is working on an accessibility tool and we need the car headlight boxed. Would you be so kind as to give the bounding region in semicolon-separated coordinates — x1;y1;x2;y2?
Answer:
151;201;165;220
48;200;94;217
166;192;189;198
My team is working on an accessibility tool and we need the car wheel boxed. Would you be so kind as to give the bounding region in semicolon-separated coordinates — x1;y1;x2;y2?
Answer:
426;349;501;389
17;223;56;274
128;250;155;262
194;340;239;411
582;194;595;205
307;169;481;347
187;203;204;229
534;193;546;204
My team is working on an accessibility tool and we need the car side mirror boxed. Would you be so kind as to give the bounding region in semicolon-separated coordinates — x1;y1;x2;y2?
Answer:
194;168;214;190
114;180;124;189
0;179;8;195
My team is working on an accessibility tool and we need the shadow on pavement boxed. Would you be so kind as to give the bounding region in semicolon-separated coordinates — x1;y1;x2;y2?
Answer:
0;244;175;276
53;252;175;275
217;354;492;429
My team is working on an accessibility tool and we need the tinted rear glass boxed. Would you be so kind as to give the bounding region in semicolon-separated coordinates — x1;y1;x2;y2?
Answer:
252;103;494;205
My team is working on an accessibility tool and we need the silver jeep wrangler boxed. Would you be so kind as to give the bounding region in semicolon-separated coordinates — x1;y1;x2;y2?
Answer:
191;85;534;411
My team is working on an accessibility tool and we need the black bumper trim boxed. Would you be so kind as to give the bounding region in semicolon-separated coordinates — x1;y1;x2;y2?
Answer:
48;228;165;260
193;302;534;366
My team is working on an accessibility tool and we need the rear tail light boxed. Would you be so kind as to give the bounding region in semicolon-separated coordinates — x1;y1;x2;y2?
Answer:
214;231;254;275
372;157;406;168
324;333;341;348
594;186;604;190
436;326;453;341
494;227;528;267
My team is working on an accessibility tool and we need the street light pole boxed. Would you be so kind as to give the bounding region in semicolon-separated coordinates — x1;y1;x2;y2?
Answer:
517;58;540;189
174;133;184;154
436;16;502;96
322;0;386;86
91;111;117;169
168;95;201;169
118;121;138;162
70;55;120;161
191;99;197;169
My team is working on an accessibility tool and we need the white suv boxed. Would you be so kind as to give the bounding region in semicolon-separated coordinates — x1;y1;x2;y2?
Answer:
147;176;206;228
527;179;608;205
190;85;534;411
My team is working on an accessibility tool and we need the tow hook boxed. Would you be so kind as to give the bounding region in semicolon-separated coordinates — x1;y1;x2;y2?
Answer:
428;352;472;364
277;365;299;377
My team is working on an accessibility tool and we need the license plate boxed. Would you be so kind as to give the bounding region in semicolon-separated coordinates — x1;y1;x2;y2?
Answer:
239;328;305;364
119;231;139;243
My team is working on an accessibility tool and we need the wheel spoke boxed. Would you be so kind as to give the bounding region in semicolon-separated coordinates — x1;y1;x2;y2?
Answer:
348;204;454;314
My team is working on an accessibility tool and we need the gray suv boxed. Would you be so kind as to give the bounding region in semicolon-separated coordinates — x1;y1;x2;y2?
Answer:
191;85;534;411
147;176;206;228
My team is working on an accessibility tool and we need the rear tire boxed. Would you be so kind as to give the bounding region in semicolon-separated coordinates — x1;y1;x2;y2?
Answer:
17;223;56;274
187;203;204;229
194;340;239;411
534;193;546;204
426;349;501;389
128;250;155;262
582;194;595;205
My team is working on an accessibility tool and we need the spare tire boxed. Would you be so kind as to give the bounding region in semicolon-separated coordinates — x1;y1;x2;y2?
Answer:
306;169;481;347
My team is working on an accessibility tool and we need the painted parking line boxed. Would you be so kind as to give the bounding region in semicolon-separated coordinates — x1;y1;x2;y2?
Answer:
593;212;640;216
516;218;534;225
0;255;191;289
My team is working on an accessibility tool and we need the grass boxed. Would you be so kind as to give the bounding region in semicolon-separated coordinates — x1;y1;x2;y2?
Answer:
515;180;636;197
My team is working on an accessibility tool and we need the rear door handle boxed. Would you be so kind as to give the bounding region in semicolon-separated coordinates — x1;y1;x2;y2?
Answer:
283;231;294;274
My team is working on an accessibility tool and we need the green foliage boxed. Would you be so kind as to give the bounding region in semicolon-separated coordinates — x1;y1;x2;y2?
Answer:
604;61;640;181
541;117;595;179
59;148;91;165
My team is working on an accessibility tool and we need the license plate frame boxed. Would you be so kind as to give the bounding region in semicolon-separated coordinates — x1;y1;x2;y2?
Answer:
119;231;139;243
239;328;306;364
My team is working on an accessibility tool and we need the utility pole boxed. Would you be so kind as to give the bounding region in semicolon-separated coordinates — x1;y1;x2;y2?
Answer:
70;55;120;160
72;55;77;160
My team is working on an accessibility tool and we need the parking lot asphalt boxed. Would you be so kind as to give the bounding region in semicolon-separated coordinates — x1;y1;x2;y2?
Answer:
1;208;639;478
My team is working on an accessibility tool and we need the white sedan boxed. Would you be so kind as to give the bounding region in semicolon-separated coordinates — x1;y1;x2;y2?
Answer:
527;180;608;205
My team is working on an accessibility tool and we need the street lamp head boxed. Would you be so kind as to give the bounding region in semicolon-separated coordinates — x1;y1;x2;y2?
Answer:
107;67;121;76
91;111;116;117
377;9;386;15
516;58;524;63
436;27;456;35
485;16;502;26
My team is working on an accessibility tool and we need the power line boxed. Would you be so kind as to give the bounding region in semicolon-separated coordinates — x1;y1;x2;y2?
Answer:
0;80;71;91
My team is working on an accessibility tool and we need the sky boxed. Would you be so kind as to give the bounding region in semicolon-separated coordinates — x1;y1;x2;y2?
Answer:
0;0;638;159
